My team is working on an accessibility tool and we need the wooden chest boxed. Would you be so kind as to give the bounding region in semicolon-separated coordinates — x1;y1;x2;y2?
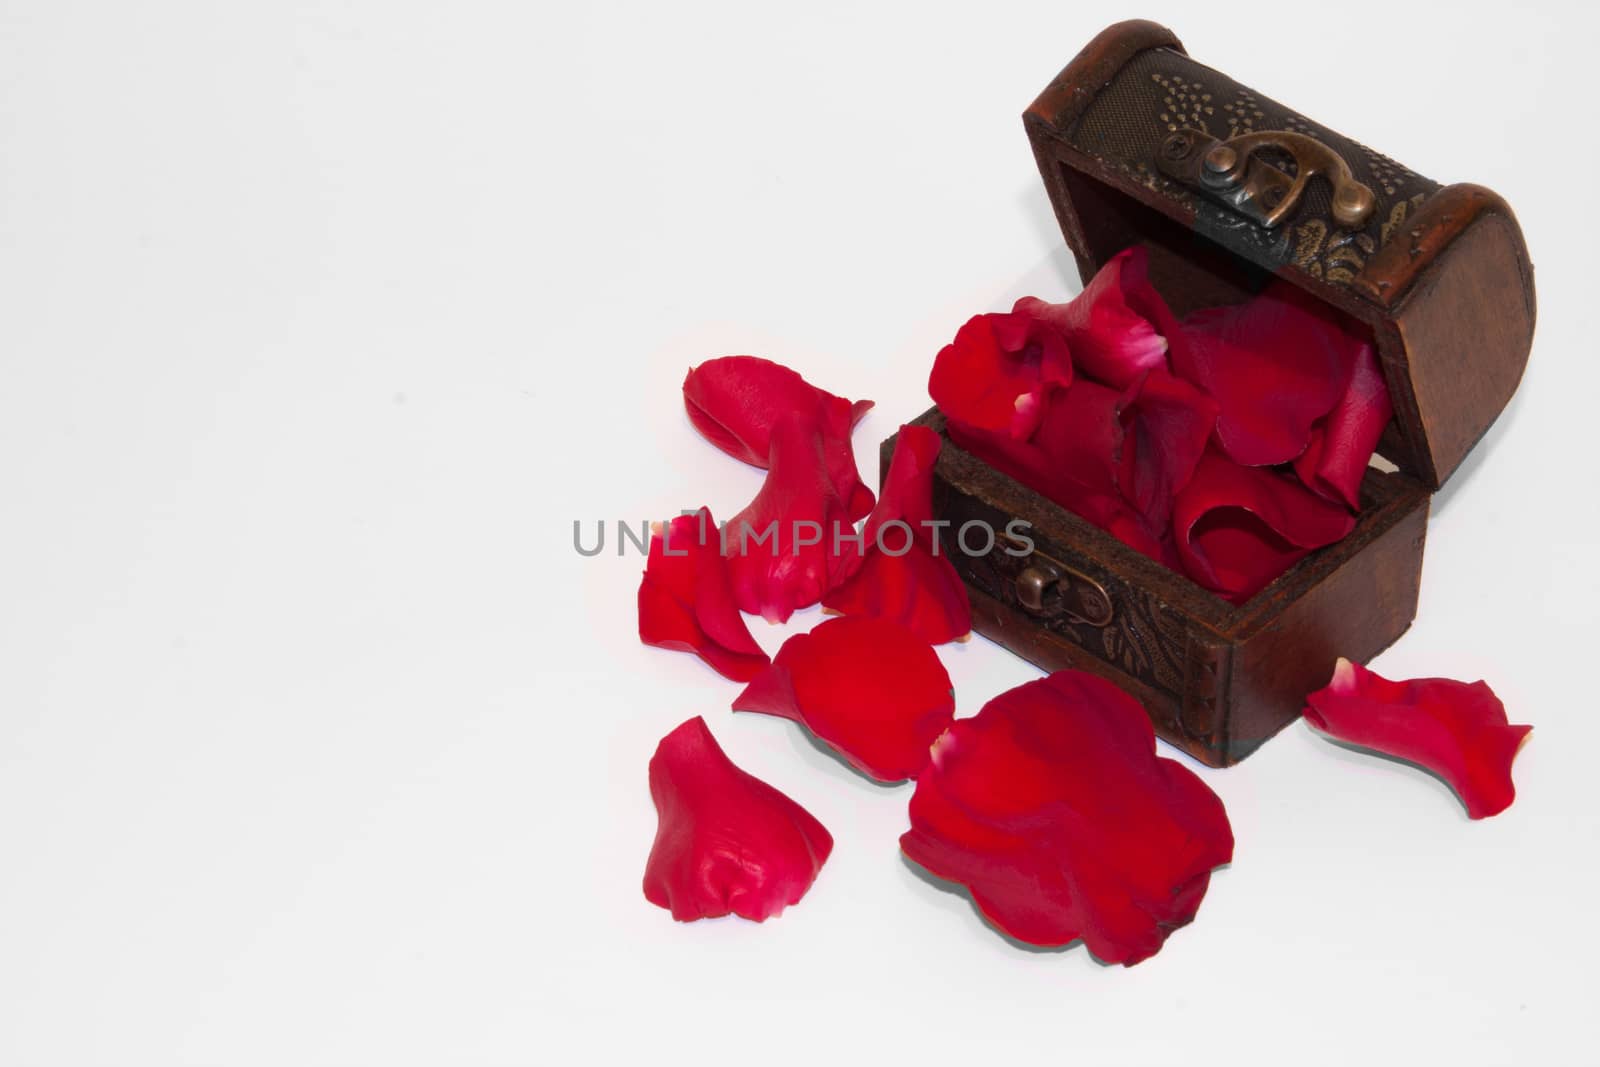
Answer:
888;20;1535;767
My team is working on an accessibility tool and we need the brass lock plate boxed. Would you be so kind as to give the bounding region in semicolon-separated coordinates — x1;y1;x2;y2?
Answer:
1156;127;1376;231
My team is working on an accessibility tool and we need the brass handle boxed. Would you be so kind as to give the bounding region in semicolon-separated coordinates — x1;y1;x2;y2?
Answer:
1157;128;1376;230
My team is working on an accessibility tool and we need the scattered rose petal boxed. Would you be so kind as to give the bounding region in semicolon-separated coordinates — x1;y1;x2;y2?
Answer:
733;616;956;782
822;548;972;647
637;508;770;681
1303;659;1532;819
861;423;939;543
927;309;1072;439
724;413;861;623
1172;451;1357;603
900;671;1233;965
1173;281;1368;466
643;716;833;921
1293;341;1393;510
822;424;971;644
1015;246;1178;389
684;355;876;520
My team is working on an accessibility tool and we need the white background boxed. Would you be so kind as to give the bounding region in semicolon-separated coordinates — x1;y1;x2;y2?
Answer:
1;1;1595;1064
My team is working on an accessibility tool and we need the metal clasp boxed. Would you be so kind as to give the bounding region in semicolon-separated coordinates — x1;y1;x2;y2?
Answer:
1005;539;1114;627
1157;127;1376;230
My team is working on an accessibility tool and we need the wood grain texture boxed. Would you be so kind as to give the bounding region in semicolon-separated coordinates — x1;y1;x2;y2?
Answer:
1391;207;1535;486
1023;27;1535;493
1356;184;1531;313
1024;20;1183;131
904;21;1531;765
1224;481;1429;761
885;413;1432;766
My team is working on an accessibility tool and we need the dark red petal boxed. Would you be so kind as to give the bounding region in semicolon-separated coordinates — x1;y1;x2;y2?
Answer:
1303;659;1532;820
732;616;956;782
1016;246;1178;390
927;311;1072;439
1097;504;1168;562
683;355;875;521
1033;378;1126;498
822;546;972;646
1173;452;1357;603
724;415;861;623
825;425;971;644
945;417;1166;563
900;671;1233;965
1293;341;1393;510
861;423;940;550
944;418;1055;501
637;509;770;682
1173;282;1367;466
818;391;877;522
643;717;833;921
1117;369;1219;528
638;579;769;684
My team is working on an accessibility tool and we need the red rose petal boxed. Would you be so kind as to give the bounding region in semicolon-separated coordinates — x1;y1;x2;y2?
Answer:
900;671;1233;965
945;416;1166;563
1303;659;1532;819
643;716;833;922
1173;281;1368;466
823;425;971;644
927;309;1072;439
1173;451;1357;603
1116;369;1219;529
1025;370;1215;538
860;422;940;549
822;542;972;648
1015;246;1178;389
684;355;876;521
732;616;956;782
1293;341;1393;510
723;414;861;623
1033;378;1126;498
637;508;770;682
943;417;1056;500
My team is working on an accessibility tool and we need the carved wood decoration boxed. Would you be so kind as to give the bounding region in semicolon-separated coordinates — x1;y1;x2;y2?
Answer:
900;21;1531;765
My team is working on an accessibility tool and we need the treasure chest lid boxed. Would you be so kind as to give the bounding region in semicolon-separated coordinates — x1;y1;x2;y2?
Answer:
1023;19;1535;489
